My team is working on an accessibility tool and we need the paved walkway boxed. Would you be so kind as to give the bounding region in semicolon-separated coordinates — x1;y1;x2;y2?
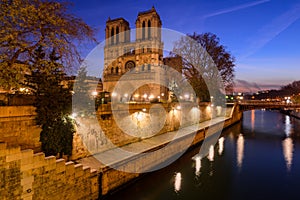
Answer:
77;116;230;170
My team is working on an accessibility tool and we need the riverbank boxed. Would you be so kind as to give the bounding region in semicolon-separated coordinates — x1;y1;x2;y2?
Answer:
280;109;300;120
104;109;300;200
77;103;242;197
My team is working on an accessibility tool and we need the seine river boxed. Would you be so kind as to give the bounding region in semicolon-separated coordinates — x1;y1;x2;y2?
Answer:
105;110;300;200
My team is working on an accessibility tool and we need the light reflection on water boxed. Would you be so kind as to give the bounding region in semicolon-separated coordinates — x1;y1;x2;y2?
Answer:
285;115;293;137
218;137;225;155
251;110;255;132
174;172;182;192
282;137;294;171
237;134;244;169
194;156;201;176
207;145;215;162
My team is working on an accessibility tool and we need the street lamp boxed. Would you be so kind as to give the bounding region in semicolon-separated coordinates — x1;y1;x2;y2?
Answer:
91;91;98;97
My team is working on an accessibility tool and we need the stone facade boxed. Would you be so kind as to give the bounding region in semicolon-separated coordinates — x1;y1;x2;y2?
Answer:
0;142;99;200
103;7;171;102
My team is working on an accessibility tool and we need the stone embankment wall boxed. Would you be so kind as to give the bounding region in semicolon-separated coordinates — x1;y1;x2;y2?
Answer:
0;142;99;200
72;102;220;159
0;104;230;160
0;106;41;152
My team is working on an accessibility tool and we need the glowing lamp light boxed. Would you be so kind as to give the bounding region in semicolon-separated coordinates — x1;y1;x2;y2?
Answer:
136;112;143;121
149;94;154;99
70;113;77;119
143;94;148;98
112;92;117;97
91;91;98;96
176;105;181;110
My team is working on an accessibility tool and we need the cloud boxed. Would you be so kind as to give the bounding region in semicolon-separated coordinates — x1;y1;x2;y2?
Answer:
203;0;270;18
243;2;300;58
234;79;282;93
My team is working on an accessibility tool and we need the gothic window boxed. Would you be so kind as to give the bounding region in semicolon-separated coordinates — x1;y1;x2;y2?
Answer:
148;20;151;39
141;65;145;71
142;21;146;40
116;67;119;74
147;46;151;53
125;61;135;71
130;48;135;54
148;64;151;71
111;28;115;45
125;27;129;42
111;67;114;74
116;26;119;44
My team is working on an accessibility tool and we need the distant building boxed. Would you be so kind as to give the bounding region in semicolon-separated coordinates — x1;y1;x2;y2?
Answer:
103;7;182;102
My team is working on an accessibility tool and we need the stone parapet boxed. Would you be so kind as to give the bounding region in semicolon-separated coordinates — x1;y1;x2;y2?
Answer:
0;141;99;199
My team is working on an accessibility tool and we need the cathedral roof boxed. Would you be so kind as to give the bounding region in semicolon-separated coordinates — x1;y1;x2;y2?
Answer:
138;6;159;16
106;17;129;25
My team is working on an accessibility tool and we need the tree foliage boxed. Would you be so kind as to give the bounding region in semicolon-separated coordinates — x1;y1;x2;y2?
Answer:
72;66;94;115
247;80;300;101
172;32;235;101
281;81;300;95
0;0;96;89
25;46;74;157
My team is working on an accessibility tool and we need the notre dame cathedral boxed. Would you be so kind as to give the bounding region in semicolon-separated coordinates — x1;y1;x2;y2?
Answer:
103;7;182;102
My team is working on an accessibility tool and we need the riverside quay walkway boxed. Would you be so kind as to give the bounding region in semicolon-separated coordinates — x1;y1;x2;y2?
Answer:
77;104;242;196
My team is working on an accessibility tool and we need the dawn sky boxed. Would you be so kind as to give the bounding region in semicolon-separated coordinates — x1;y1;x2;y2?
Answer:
68;0;300;93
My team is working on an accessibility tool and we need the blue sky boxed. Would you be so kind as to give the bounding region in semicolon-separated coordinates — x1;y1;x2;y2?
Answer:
68;0;300;92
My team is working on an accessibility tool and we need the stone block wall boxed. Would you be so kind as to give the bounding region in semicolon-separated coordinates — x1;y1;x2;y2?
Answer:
72;102;221;159
0;106;41;151
0;142;99;200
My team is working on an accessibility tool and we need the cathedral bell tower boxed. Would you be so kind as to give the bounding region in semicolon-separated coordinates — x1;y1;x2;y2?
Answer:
103;7;167;102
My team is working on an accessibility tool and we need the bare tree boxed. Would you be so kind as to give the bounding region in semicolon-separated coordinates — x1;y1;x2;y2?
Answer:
0;0;97;89
172;32;235;101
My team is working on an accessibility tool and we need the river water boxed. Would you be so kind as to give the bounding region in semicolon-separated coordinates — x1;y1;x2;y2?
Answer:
105;110;300;200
